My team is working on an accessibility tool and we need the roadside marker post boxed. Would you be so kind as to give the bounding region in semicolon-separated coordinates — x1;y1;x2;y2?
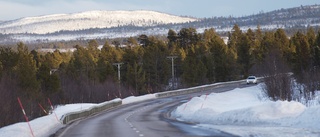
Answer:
48;98;60;123
107;91;110;101
200;93;208;109
17;97;35;137
38;103;48;115
183;96;192;111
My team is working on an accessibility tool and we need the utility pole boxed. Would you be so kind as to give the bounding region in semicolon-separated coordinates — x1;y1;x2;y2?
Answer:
113;63;123;98
167;56;177;89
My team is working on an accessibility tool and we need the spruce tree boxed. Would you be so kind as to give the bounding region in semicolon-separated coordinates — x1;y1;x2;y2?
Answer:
122;46;145;92
16;42;40;98
202;28;230;82
181;45;207;86
253;25;264;62
274;29;292;62
291;32;311;74
142;37;170;92
312;31;320;67
167;29;178;48
228;24;242;54
178;28;200;49
237;34;252;77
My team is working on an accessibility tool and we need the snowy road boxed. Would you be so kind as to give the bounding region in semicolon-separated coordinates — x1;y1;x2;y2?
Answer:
55;83;248;137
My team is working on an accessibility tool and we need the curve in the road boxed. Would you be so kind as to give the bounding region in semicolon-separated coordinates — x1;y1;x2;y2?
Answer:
55;83;250;137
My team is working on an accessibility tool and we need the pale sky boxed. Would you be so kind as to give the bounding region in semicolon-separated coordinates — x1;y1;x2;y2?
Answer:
0;0;319;21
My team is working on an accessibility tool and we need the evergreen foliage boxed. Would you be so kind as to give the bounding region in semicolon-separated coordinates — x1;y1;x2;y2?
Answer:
1;25;320;127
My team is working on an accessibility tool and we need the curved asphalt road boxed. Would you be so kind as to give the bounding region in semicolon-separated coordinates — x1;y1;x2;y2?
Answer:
55;83;249;137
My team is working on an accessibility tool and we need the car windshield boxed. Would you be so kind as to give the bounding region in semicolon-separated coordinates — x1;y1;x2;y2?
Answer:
248;76;256;79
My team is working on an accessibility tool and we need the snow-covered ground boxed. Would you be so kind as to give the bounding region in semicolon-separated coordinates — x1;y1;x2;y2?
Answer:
0;103;97;137
1;84;320;137
0;95;156;137
172;84;320;137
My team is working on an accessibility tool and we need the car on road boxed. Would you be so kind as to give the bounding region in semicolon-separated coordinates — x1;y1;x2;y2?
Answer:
246;76;257;84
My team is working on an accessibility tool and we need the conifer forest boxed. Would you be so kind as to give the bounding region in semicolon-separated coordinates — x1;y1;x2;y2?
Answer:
1;25;320;127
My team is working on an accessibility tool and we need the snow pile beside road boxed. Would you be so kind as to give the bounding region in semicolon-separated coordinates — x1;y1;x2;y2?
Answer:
122;94;156;104
0;103;97;137
172;84;320;137
1;83;319;137
0;94;156;137
0;97;145;137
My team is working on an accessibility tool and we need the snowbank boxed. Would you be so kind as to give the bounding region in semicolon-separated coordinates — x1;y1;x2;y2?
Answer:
0;103;97;137
0;97;138;137
122;94;156;104
2;83;320;137
172;84;320;137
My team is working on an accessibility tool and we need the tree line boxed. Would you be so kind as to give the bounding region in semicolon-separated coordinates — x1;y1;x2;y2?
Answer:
1;25;320;127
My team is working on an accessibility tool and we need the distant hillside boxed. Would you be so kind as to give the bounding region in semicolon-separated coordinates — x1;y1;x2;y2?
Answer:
194;4;320;31
0;10;196;34
0;5;320;44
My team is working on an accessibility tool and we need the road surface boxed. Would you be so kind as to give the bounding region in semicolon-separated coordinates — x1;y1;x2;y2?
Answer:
55;83;249;137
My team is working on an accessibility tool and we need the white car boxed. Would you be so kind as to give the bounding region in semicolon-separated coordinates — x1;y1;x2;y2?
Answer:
246;76;257;84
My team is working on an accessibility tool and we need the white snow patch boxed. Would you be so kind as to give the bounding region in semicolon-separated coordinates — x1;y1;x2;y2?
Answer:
0;103;98;137
1;84;320;137
172;84;320;137
0;97;146;137
122;94;156;104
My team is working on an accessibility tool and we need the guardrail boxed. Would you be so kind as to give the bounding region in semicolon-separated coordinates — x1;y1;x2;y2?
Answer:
61;99;122;124
60;78;254;124
155;79;246;98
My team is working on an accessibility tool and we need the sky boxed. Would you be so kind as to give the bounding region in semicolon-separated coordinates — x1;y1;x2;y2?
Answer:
0;0;319;21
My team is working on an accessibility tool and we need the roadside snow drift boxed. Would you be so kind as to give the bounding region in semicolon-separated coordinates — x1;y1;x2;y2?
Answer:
0;95;155;137
1;84;320;137
172;84;320;137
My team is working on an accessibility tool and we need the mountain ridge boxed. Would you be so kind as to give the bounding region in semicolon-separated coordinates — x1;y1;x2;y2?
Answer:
1;5;320;44
0;10;197;34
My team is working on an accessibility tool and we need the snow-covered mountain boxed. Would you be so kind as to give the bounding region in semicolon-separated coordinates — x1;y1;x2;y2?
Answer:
1;5;320;44
0;10;197;34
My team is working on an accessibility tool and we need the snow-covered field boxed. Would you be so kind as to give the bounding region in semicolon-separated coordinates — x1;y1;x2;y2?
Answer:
172;84;320;137
1;84;320;137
